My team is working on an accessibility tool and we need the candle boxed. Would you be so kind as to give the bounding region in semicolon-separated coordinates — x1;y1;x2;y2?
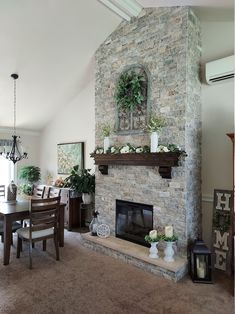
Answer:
196;257;206;279
197;265;206;279
165;225;173;238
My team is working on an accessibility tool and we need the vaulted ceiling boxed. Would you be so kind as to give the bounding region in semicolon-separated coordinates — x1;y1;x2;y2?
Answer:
0;0;233;131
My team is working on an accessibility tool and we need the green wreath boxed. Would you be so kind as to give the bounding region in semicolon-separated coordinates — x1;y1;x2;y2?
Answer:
115;71;146;112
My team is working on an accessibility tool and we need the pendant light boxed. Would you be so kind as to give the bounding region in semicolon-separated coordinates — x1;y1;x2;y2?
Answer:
0;74;28;164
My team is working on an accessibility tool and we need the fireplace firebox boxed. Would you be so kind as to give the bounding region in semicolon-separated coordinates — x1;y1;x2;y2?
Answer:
116;199;153;247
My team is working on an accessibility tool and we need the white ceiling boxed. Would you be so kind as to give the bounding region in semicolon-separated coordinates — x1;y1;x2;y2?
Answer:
0;0;121;131
0;0;233;131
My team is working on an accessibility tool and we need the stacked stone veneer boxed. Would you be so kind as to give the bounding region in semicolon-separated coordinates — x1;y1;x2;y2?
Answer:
95;7;201;256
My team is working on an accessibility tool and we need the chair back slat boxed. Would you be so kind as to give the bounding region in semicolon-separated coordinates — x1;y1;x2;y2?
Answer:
29;197;60;237
0;185;5;197
47;187;61;198
33;185;45;198
31;212;57;226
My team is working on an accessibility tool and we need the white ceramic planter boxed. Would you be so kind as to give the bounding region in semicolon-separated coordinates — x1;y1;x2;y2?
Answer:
103;137;110;153
82;193;92;204
164;241;175;262
150;132;158;153
149;242;159;259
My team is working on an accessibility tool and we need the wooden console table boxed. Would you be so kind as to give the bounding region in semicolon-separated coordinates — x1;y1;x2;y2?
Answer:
60;188;82;231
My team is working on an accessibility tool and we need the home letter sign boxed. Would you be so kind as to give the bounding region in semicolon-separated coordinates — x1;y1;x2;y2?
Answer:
212;189;233;275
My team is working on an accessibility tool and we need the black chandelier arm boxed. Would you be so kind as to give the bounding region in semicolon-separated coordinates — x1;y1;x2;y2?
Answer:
7;135;28;164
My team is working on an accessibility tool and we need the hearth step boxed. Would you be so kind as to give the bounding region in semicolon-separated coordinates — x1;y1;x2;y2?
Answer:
80;233;188;282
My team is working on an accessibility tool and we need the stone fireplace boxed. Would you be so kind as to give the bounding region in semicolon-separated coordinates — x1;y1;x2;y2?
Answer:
94;7;201;257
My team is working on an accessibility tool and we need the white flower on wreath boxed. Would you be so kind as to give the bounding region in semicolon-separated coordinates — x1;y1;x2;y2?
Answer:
110;146;116;153
135;147;143;153
120;145;130;154
96;148;104;154
156;145;169;153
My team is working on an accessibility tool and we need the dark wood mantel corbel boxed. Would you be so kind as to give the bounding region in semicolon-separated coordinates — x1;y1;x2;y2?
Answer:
93;152;183;179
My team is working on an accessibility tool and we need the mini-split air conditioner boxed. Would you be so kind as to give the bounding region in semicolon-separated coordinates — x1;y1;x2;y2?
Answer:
205;55;234;85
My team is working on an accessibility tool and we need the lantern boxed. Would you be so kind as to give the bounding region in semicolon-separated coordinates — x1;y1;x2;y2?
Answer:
89;210;99;236
189;239;213;283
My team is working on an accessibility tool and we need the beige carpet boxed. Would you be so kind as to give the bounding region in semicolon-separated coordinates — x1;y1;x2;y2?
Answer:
0;231;233;314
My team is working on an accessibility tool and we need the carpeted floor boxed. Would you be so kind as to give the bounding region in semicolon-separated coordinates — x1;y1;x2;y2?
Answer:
0;230;233;314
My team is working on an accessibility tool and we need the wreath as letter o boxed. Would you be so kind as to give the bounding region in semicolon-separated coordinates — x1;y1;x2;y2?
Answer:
115;71;146;112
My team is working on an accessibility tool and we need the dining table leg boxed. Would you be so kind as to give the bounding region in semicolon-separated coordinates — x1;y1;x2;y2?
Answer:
3;216;12;265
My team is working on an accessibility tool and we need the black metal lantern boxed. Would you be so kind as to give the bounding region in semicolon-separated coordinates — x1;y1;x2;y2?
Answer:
189;239;213;284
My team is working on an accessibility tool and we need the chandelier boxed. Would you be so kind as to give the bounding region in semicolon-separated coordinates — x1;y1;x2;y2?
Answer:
0;74;28;164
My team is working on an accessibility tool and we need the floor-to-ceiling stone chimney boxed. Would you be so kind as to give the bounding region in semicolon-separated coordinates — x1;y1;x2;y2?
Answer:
94;7;201;256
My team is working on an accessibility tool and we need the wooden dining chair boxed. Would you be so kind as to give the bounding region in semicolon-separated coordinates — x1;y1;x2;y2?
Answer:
16;196;60;269
0;184;21;243
32;185;45;198
47;187;61;198
0;185;5;198
43;187;61;251
0;221;22;243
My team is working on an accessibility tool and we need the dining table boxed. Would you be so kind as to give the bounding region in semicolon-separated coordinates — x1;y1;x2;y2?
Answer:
0;199;65;265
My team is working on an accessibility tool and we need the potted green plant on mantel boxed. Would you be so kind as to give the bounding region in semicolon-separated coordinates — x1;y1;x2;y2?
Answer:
100;123;113;153
144;114;166;153
64;167;95;204
18;166;41;196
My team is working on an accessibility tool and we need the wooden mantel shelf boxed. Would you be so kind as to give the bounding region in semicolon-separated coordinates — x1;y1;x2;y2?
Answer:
93;152;182;179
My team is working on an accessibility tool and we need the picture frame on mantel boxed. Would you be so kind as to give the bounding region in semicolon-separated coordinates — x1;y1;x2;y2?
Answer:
57;142;84;175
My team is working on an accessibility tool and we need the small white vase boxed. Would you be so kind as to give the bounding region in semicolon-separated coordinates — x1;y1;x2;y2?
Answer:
103;137;110;153
82;193;92;204
150;132;158;153
164;241;175;262
149;242;159;259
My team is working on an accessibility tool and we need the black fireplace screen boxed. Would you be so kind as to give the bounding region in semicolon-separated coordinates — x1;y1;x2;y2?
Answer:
116;199;153;247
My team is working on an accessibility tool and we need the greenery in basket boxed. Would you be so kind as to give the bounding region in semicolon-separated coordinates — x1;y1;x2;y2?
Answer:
162;234;178;242
90;143;187;157
144;230;162;243
18;166;41;196
64;167;95;194
115;71;146;112
144;114;166;133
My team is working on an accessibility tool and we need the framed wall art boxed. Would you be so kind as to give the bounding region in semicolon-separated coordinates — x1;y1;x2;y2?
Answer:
57;142;84;175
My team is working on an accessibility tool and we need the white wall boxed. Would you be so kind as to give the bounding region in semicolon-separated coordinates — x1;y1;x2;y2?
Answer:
39;78;95;183
201;21;234;248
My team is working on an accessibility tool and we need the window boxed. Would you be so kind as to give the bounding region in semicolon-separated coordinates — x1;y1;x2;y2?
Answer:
0;157;15;186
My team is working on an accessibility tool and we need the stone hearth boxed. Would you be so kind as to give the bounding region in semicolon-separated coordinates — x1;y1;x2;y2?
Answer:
81;233;188;282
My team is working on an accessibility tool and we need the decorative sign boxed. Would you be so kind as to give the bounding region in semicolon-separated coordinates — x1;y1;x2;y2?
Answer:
57;142;84;175
212;189;233;275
